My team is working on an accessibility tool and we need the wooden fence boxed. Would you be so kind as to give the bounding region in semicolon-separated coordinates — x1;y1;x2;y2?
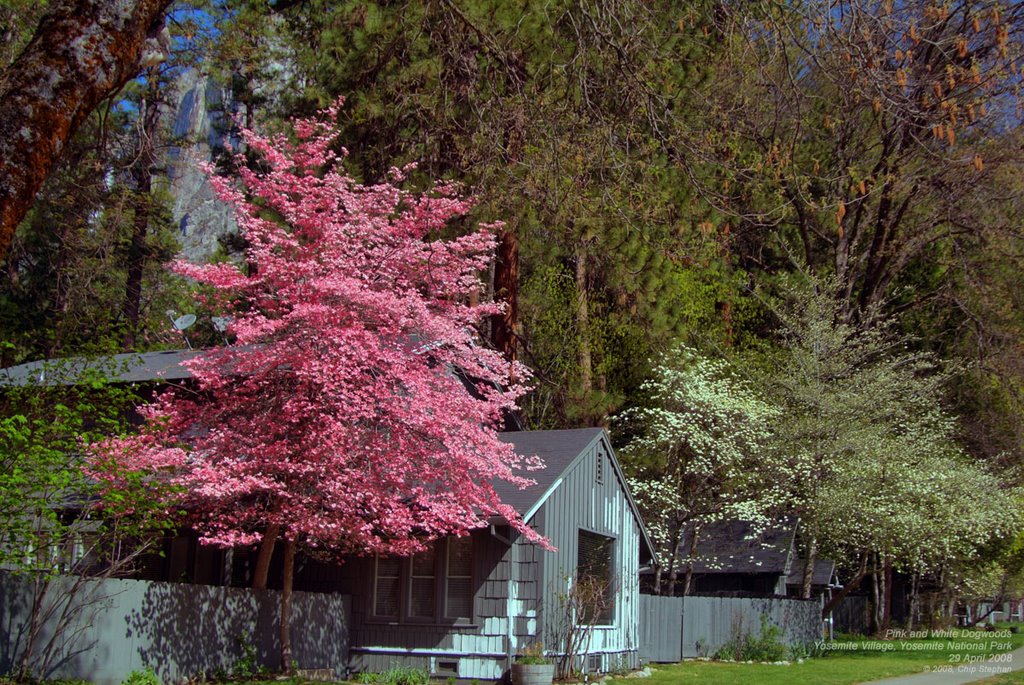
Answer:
0;572;351;685
639;594;821;663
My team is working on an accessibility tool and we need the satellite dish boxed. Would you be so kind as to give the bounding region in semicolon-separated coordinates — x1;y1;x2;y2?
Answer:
165;311;197;350
211;316;233;332
173;314;197;331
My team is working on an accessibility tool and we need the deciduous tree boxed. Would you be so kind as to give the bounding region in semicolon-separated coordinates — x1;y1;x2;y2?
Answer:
92;102;545;672
618;345;779;596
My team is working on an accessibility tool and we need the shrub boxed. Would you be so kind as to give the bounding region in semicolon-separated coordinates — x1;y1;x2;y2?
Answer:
358;666;430;685
121;668;161;685
714;614;788;662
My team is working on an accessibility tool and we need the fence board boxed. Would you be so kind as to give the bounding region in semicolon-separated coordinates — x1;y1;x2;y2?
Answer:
0;572;351;685
640;594;821;662
638;595;683;663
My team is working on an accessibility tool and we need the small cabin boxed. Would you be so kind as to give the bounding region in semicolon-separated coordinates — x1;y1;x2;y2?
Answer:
0;353;656;681
656;517;800;597
296;428;656;680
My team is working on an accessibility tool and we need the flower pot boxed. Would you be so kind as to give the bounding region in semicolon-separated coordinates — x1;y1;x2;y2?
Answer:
511;663;555;685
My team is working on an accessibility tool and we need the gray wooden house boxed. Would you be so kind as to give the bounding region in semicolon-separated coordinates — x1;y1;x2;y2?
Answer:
1;354;656;681
296;428;656;680
786;558;838;598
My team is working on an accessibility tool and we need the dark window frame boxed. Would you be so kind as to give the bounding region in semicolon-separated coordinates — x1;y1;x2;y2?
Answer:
370;535;476;625
576;528;616;626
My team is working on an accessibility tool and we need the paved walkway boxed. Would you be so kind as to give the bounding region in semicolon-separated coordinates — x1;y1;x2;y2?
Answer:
865;645;1024;684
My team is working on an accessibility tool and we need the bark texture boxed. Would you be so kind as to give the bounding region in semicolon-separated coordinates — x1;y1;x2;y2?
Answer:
0;0;173;262
279;538;297;673
490;225;519;361
121;67;161;350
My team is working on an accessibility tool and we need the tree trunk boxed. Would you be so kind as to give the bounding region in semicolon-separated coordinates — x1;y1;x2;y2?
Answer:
489;225;518;362
575;239;592;396
801;536;817;599
680;527;700;597
656;521;684;596
665;563;678;598
870;555;881;634
252;523;280;590
907;572;919;631
121;67;160;350
821;552;869;620
882;555;893;632
279;537;296;674
0;0;173;262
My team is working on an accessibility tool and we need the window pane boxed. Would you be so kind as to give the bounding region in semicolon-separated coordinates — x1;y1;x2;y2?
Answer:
410;577;436;617
448;536;472;576
412;547;436;575
577;530;615;624
374;557;400;617
446;536;473;619
446;577;473;619
410;546;437;619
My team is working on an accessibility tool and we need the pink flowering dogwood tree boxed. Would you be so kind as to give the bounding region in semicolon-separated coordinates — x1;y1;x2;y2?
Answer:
92;101;543;672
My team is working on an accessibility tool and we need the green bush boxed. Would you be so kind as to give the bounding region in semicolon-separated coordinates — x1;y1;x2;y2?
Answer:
121;668;161;685
714;614;788;662
357;666;430;685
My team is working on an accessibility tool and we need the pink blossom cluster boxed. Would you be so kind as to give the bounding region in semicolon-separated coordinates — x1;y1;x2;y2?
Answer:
94;101;545;556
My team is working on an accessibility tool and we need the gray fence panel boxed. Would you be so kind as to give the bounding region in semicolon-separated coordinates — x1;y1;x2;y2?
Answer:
0;572;351;685
681;596;820;658
835;595;870;634
639;594;822;661
638;595;683;663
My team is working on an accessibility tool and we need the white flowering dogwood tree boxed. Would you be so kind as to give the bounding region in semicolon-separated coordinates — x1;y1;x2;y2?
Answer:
618;345;779;596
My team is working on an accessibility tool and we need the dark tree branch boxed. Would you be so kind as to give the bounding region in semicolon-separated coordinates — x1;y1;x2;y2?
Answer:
0;0;173;262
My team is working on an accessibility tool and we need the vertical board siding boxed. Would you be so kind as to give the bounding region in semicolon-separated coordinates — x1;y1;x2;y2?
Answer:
537;437;642;671
835;595;870;634
0;572;350;685
639;595;820;662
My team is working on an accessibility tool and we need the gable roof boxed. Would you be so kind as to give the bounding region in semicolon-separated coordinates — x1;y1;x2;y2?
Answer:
496;427;657;564
787;558;837;588
493;428;604;516
0;350;202;386
678;517;799;575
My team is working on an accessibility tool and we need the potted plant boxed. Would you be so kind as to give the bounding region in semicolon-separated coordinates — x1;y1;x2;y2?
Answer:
511;643;554;685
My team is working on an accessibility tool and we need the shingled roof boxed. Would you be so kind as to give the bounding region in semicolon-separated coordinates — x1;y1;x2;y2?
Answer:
0;349;202;386
678;517;799;575
493;428;605;517
495;427;657;563
787;558;837;588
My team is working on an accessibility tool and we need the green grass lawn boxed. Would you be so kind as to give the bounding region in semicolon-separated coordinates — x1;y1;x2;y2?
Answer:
639;627;1024;685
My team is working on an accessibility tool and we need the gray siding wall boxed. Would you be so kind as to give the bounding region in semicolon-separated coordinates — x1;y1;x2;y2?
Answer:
346;528;519;680
535;437;642;672
0;572;350;684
